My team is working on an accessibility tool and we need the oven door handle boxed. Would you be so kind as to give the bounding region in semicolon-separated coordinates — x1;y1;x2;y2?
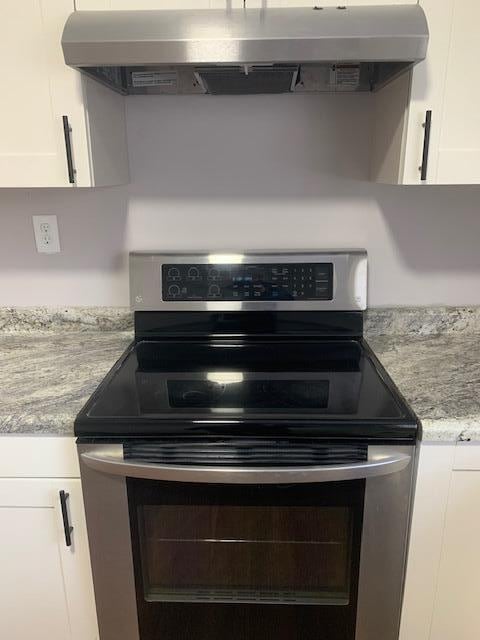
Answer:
80;450;411;484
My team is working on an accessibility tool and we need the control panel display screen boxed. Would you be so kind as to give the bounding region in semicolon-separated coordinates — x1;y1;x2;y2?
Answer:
162;263;333;301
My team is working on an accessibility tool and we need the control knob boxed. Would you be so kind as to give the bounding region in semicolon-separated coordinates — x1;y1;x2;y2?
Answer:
208;284;220;297
167;267;180;280
167;284;181;297
208;268;219;281
187;267;200;280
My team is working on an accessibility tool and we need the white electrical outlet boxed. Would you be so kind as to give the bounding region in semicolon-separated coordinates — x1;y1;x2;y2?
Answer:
32;215;61;253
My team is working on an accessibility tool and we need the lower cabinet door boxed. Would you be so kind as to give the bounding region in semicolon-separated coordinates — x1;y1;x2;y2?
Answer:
0;479;98;640
429;469;480;640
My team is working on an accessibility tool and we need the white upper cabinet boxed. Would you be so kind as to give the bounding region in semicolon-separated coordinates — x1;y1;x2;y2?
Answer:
0;0;128;188
76;0;211;8
225;1;417;6
0;1;69;187
435;0;480;183
372;0;480;184
12;0;479;186
76;1;418;9
210;1;418;6
342;0;417;4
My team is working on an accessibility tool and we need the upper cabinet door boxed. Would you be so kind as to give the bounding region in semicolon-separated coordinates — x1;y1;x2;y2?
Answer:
0;0;128;188
435;0;480;183
76;1;211;8
396;0;455;184
372;0;480;185
216;1;417;6
339;0;417;4
0;0;75;187
77;1;417;8
220;1;347;6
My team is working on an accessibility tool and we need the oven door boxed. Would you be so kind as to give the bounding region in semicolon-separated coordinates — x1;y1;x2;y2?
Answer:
79;443;415;640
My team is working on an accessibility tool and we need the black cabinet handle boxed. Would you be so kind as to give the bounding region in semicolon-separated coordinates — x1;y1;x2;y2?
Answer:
62;115;76;184
420;110;432;181
59;490;73;547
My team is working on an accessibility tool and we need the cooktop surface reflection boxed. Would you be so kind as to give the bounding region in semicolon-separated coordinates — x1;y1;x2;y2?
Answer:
85;339;406;425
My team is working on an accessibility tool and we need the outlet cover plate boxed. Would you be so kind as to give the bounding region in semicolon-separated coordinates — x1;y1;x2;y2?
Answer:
32;215;61;254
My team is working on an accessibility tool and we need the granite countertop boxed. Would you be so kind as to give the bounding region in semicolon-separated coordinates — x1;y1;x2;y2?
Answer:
368;333;480;442
0;330;132;436
0;307;479;442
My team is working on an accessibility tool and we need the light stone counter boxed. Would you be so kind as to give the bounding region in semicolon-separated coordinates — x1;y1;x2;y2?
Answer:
0;330;132;435
0;307;478;441
368;333;480;442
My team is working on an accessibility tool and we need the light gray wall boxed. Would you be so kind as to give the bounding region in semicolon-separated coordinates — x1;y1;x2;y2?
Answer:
0;93;479;307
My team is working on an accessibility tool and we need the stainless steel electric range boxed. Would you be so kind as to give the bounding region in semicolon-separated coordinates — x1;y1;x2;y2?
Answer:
76;251;419;640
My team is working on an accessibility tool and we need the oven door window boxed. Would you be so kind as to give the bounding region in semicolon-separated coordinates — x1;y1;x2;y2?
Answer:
128;480;364;640
140;504;351;605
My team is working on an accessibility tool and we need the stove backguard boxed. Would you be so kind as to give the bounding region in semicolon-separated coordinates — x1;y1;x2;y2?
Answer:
130;251;367;313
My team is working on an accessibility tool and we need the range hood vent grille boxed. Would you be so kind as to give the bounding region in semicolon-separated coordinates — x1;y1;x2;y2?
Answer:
62;6;429;96
196;65;299;95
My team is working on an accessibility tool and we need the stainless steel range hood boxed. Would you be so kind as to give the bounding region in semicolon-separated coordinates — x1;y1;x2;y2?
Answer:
62;5;428;96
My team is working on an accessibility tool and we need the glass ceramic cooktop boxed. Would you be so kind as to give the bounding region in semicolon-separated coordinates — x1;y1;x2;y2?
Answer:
87;340;404;422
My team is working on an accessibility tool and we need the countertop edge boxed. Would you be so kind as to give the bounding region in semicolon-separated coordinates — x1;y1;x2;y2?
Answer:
2;417;480;444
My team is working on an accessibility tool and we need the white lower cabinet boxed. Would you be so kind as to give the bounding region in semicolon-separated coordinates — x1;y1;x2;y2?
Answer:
400;442;480;640
0;439;98;640
428;447;480;640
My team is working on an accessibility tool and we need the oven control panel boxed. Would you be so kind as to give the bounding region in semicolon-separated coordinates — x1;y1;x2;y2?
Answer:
162;263;333;301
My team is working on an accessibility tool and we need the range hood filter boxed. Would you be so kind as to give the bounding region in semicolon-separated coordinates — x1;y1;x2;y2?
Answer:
197;65;299;95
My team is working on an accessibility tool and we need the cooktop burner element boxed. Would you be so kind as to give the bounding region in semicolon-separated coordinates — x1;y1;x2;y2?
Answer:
75;251;418;442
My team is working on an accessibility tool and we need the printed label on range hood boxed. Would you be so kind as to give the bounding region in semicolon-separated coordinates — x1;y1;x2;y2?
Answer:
131;71;177;88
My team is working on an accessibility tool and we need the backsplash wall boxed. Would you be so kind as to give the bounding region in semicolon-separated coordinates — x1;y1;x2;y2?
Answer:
0;93;479;307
